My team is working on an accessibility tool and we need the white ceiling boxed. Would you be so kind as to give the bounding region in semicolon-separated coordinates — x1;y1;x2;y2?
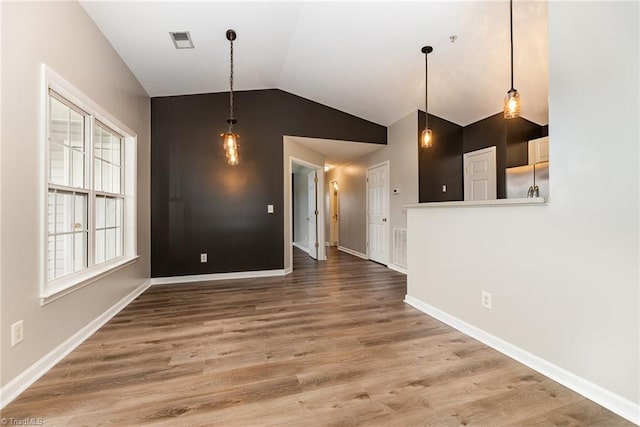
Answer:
80;1;548;127
287;136;385;168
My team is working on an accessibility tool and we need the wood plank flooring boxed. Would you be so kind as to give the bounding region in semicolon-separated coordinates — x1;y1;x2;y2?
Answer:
1;248;632;426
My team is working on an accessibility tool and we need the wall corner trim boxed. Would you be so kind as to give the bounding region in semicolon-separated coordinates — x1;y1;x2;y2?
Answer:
150;269;286;286
403;295;640;425
0;280;152;410
337;246;368;260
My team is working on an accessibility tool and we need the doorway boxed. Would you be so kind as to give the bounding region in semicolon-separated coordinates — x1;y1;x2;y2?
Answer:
289;157;325;267
306;169;318;260
463;146;497;201
367;162;389;265
292;164;314;257
329;180;339;246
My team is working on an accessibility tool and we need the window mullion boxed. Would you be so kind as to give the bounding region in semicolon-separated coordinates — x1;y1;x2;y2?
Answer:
48;183;89;194
95;190;125;198
46;96;51;185
103;196;107;261
53;189;57;280
121;141;125;256
71;191;75;273
66;106;71;188
88;115;95;269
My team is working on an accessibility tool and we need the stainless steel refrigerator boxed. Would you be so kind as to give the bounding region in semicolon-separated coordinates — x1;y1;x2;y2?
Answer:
505;161;549;199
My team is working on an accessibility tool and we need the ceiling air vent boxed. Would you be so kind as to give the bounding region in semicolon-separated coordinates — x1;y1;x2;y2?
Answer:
170;31;194;49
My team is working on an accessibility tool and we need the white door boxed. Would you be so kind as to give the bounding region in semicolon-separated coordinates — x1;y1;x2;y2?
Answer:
330;181;339;246
307;171;318;259
367;163;389;265
464;146;497;201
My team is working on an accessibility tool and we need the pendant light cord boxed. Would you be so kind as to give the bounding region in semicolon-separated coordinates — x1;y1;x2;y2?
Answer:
425;50;429;129
229;37;234;127
510;0;514;91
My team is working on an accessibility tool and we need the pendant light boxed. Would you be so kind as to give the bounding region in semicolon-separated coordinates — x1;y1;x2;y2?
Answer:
221;29;239;165
420;46;433;148
504;0;521;119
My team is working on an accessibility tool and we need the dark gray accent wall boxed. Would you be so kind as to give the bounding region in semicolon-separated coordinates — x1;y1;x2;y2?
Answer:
463;113;544;198
541;124;549;137
152;89;386;277
419;112;546;202
418;111;464;202
505;116;545;166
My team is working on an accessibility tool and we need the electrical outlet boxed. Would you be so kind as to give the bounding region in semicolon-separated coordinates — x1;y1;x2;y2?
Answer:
442;184;447;192
481;291;492;310
11;320;24;347
267;204;274;214
200;253;207;263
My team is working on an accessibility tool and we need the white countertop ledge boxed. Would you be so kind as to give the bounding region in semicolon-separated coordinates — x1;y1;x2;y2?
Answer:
404;197;548;209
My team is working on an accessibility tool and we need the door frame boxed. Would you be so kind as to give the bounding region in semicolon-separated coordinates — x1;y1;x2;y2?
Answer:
329;179;339;247
366;161;390;265
463;146;497;201
288;156;326;269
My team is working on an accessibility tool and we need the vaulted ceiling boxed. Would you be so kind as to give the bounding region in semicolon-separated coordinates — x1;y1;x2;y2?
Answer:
81;1;548;127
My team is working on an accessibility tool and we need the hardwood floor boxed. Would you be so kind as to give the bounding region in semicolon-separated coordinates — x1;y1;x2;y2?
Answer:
1;248;632;426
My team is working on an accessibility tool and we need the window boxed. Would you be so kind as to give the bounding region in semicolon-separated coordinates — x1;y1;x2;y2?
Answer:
93;123;125;264
42;66;137;302
47;93;89;281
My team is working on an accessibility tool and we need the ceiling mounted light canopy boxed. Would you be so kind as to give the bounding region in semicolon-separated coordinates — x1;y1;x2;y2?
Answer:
504;0;521;119
421;45;433;149
221;29;239;165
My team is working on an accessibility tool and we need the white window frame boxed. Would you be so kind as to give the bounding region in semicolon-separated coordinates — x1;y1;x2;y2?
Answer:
93;121;126;265
40;64;138;305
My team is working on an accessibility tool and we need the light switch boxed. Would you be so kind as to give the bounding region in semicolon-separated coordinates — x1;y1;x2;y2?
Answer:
267;204;274;214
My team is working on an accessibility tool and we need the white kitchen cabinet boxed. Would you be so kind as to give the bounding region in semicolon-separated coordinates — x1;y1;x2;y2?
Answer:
528;136;549;165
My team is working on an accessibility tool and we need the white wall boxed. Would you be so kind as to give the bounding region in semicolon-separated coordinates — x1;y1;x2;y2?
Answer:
1;1;150;388
364;111;418;267
406;0;639;417
327;111;418;262
293;172;309;248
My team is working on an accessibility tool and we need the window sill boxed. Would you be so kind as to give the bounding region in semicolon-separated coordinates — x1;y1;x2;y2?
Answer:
40;255;139;306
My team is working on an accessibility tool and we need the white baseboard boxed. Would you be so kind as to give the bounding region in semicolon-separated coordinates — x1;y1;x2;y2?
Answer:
0;280;151;409
337;246;367;260
284;267;293;275
151;269;286;285
292;242;310;254
387;263;407;275
404;295;640;425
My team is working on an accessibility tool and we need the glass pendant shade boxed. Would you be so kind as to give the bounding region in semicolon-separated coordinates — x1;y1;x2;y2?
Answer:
221;131;239;166
421;128;433;148
504;88;521;119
